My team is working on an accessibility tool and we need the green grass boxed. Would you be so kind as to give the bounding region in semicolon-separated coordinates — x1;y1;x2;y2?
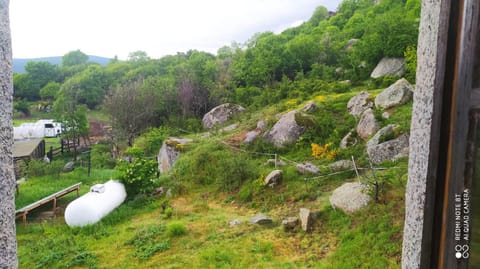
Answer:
16;88;410;268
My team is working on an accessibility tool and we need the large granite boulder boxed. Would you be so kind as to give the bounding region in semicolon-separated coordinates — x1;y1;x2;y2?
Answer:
356;108;379;140
330;182;371;213
367;133;409;164
263;110;305;147
347;91;373;116
157;137;193;174
370;57;405;78
202;103;245;129
375;78;414;109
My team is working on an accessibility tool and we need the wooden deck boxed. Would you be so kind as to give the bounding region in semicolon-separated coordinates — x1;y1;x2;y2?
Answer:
15;182;82;227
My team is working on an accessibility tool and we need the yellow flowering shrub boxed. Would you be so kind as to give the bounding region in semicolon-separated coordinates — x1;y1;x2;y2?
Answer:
311;142;337;161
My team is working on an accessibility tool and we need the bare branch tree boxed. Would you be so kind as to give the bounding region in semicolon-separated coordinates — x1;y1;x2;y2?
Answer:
104;78;158;147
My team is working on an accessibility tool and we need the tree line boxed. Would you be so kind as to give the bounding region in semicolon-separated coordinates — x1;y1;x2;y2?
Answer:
13;0;421;147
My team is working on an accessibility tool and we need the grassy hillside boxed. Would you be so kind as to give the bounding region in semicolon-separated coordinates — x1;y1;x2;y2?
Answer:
15;85;410;268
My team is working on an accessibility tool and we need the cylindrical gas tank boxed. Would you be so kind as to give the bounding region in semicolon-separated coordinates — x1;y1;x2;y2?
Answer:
64;180;127;227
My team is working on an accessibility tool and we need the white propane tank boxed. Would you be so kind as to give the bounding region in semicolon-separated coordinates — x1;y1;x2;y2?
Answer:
64;180;127;227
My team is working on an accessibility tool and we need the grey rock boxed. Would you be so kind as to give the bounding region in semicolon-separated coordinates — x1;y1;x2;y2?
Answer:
153;187;164;196
347;91;373;116
229;219;242;227
367;133;409;164
221;123;238;132
301;102;317;113
257;121;268;131
166;188;173;197
345;39;359;50
264;170;282;187
282;217;299;231
249;214;273;225
299;208;314;232
370;57;405;78
296;163;319;175
375;78;414;109
243;130;261;144
330;182;371;213
382;111;392;119
202;103;246;129
366;124;398;150
356;108;379;140
340;130;358;149
329;160;353;172
157;137;193;174
63;161;75;172
263;110;305;147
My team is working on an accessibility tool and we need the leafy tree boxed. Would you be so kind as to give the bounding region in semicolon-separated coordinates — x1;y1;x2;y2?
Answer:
308;6;329;27
13;99;30;116
54;84;89;160
128;50;150;63
62;49;88;67
60;65;107;108
39;81;61;100
13;61;60;100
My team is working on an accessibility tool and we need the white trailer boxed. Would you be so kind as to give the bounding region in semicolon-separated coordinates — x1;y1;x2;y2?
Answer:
14;119;62;140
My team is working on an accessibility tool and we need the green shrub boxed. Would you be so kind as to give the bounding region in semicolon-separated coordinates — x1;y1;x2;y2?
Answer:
172;143;258;192
166;221;187;237
115;148;159;196
134;127;171;156
26;159;64;178
90;143;116;169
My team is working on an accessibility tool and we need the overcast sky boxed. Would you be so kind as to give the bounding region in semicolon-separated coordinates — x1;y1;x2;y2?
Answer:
10;0;342;60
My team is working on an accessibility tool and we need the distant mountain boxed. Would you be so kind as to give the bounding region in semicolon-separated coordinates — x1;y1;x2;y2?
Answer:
13;55;112;74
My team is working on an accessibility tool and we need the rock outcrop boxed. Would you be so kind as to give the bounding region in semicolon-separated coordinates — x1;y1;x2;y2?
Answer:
202;103;245;129
330;182;371;213
263;110;305;147
370;57;405;78
375;78;414;109
347;91;373;116
356;108;379;140
157;137;193;174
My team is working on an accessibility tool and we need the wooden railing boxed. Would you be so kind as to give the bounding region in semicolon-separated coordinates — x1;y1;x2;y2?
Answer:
15;182;82;228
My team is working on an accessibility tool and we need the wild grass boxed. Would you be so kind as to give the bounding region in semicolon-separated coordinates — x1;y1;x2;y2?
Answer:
16;88;410;268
